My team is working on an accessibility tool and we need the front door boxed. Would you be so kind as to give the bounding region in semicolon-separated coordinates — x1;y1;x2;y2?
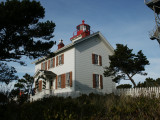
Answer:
49;80;53;89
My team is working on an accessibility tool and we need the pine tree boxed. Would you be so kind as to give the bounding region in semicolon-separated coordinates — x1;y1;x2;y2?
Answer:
104;44;149;87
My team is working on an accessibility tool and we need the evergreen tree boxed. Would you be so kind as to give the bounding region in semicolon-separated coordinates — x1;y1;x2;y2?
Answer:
0;0;56;65
104;44;149;87
0;62;18;84
14;73;34;95
11;73;34;102
137;77;160;87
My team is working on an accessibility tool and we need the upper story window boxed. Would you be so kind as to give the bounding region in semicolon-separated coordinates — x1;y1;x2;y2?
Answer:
58;55;62;65
93;74;103;89
56;54;64;66
92;53;102;66
50;58;53;68
41;61;47;70
94;54;98;64
48;58;55;69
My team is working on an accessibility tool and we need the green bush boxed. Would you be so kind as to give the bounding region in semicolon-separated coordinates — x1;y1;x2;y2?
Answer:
1;93;160;120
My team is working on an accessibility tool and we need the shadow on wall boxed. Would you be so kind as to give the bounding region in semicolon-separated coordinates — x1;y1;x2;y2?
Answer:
75;36;100;53
74;80;110;95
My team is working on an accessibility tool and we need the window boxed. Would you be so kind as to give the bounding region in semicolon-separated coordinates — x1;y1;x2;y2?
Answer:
58;55;62;65
43;63;45;70
66;72;70;87
56;74;66;89
86;25;90;31
57;75;61;88
56;54;64;66
41;62;47;70
93;74;103;89
80;25;84;30
92;53;102;66
94;54;98;65
95;74;100;88
50;58;53;68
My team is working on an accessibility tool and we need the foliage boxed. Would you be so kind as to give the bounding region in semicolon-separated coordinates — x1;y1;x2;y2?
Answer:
1;93;160;120
116;84;132;89
104;44;149;87
0;0;56;65
14;73;34;93
137;77;160;87
0;62;18;84
11;73;34;103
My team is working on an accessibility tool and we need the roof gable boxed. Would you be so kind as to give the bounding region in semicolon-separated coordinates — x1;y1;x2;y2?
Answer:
32;31;114;64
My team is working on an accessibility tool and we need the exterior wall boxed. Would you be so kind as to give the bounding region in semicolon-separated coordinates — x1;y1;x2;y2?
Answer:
34;47;75;94
32;33;116;101
75;35;115;94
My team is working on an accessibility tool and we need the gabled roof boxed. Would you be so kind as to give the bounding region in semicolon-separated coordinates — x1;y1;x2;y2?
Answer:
32;31;114;64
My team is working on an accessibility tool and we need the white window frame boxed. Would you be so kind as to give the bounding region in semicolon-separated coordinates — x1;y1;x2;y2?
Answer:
58;55;62;65
50;58;53;68
43;62;46;70
57;75;61;88
95;74;100;89
66;72;70;87
94;54;99;65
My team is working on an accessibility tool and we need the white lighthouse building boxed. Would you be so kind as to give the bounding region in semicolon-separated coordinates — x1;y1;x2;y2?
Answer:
31;20;115;100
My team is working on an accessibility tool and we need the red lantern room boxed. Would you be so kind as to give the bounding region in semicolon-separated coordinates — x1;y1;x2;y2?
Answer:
70;20;91;41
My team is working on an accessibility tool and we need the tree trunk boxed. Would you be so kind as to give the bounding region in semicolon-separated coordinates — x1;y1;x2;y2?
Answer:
127;74;136;88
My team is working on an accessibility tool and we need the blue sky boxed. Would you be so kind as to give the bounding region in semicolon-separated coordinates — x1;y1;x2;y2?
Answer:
3;0;160;85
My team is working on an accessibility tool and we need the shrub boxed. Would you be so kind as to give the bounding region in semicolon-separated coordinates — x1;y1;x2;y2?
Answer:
1;93;160;120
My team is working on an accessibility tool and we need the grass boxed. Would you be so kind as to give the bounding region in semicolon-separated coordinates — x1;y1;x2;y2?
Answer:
1;93;160;120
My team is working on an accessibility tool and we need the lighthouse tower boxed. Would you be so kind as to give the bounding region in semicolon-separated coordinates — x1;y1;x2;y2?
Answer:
70;20;91;42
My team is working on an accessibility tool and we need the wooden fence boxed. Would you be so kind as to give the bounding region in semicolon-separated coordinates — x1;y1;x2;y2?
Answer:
115;87;160;97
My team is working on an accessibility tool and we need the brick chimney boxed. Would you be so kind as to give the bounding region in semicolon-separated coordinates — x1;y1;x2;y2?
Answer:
57;39;65;50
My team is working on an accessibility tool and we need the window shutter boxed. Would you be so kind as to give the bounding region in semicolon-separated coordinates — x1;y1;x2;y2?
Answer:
45;61;47;70
56;56;58;66
61;74;65;88
53;58;55;68
56;76;58;89
48;60;50;69
62;54;64;64
99;55;102;66
92;54;95;64
70;72;72;87
93;74;96;88
39;80;42;91
100;75;103;89
41;63;43;70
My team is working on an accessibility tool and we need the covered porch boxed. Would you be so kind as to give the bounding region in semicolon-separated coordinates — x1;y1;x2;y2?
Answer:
30;70;57;101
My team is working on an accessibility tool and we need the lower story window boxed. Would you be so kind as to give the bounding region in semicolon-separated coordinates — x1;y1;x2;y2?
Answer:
95;74;100;88
93;74;103;89
58;76;61;88
66;72;70;87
